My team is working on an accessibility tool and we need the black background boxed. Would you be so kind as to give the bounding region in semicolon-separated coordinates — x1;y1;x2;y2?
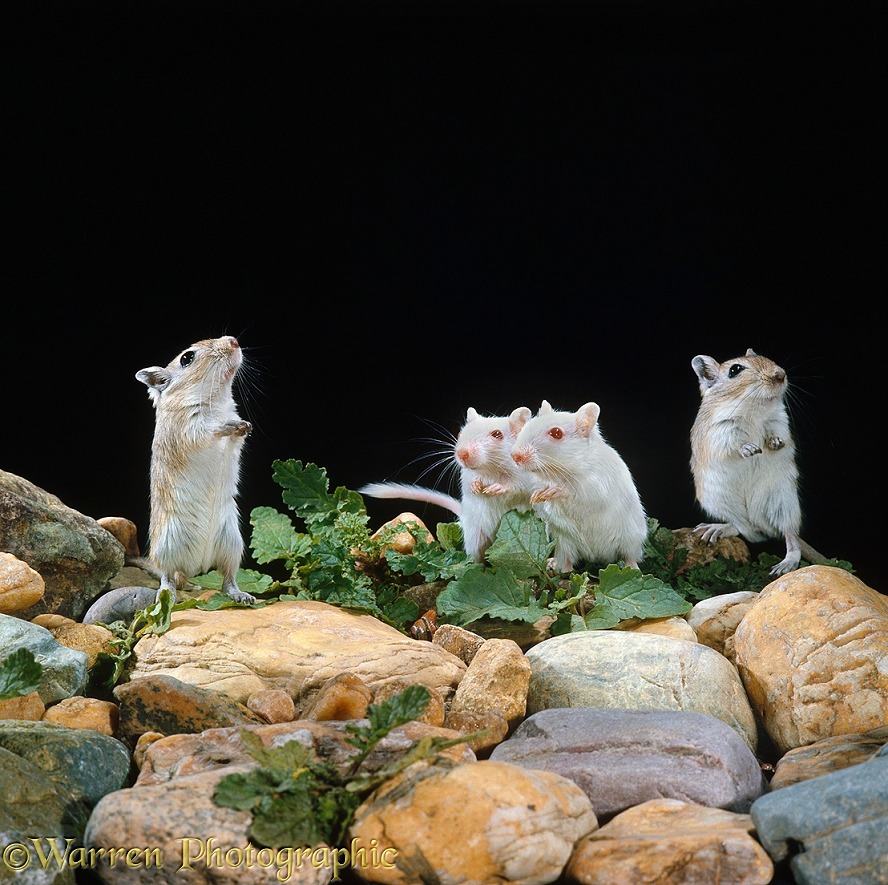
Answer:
4;4;885;590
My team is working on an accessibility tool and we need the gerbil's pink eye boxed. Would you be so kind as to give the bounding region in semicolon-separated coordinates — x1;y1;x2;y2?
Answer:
490;430;504;440
547;427;564;440
180;351;195;367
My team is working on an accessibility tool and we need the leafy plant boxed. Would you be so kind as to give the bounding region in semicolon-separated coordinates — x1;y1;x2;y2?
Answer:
213;685;475;848
0;647;43;701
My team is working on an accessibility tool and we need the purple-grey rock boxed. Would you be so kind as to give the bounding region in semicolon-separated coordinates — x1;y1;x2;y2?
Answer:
490;707;767;822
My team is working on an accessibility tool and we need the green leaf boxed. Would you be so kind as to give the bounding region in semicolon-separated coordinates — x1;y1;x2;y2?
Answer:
189;569;274;599
249;506;312;565
436;566;549;627
0;648;43;700
273;460;364;530
436;520;463;552
578;564;692;629
485;510;554;578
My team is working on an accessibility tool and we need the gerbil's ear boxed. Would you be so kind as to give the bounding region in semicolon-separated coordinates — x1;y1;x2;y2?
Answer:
465;407;480;423
575;402;601;437
508;406;532;436
745;348;757;356
539;400;553;415
691;355;720;391
136;367;172;393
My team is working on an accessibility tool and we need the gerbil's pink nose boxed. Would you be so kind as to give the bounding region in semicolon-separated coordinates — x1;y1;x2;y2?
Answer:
456;447;470;465
226;336;240;349
512;447;529;466
772;368;785;383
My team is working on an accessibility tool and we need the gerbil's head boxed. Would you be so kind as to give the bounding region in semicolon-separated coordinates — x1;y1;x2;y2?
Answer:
691;348;787;404
511;400;602;475
454;406;532;472
136;335;243;409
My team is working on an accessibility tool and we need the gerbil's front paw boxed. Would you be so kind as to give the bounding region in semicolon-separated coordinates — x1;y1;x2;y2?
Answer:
480;482;508;496
766;436;785;451
530;485;566;504
216;421;252;438
739;443;762;458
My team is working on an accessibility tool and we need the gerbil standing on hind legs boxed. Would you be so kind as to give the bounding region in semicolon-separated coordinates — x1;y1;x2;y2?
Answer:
136;335;256;604
689;347;828;576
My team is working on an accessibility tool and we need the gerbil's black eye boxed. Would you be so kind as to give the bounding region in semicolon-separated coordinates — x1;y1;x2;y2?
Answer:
728;364;746;378
490;430;504;440
180;351;195;367
547;427;564;440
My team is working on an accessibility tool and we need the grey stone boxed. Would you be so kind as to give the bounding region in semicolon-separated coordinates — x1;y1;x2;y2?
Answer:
82;585;159;625
0;615;87;704
0;720;131;807
0;471;125;620
750;755;888;884
490;707;766;821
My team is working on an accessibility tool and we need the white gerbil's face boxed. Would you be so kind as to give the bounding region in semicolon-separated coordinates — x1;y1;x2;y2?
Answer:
511;412;576;475
454;416;514;471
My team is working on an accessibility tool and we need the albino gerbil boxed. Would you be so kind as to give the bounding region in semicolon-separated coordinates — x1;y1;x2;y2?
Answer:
690;348;827;576
136;335;255;604
511;400;648;573
359;406;534;561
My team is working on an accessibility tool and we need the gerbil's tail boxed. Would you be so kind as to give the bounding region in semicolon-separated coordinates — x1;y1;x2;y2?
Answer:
358;482;461;516
799;538;830;565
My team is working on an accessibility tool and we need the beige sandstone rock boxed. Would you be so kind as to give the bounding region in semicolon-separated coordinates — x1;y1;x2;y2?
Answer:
42;696;120;736
246;689;296;724
129;600;466;705
769;724;888;789
431;623;486;665
370;512;434;553
97;516;141;557
449;638;531;728
300;673;374;721
0;690;45;721
441;709;510;756
348;759;598;885
616;615;698;642
372;679;446;727
0;551;45;613
565;798;773;885
733;565;888;754
686;591;759;659
31;613;115;668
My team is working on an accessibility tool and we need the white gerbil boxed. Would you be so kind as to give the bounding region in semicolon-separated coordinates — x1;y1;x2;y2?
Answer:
360;405;534;561
690;348;827;576
511;400;648;573
136;335;255;604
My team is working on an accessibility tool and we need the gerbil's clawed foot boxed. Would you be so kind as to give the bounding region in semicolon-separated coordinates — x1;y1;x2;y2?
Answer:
766;436;785;451
739;443;763;458
693;522;738;544
530;485;567;505
769;554;801;576
546;556;571;574
216;420;253;438
224;583;256;605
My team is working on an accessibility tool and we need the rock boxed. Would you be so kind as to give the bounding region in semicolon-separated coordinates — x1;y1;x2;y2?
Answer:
369;512;434;552
106;565;159;592
82;584;159;625
299;673;374;721
113;674;264;744
441;709;510;757
0;745;81;885
372;679;446;727
96;516;141;557
0;719;131;808
566;798;773;885
0;690;45;721
0;470;125;620
671;526;750;570
490;708;766;821
733;565;888;754
751;753;888;883
525;630;758;750
246;689;296;724
431;623;485;665
0;551;45;613
348;759;598;884
30;614;114;668
685;590;759;658
770;725;888;789
0;614;88;704
615;615;698;642
128;600;467;705
448;638;531;728
42;696;120;736
84;767;334;884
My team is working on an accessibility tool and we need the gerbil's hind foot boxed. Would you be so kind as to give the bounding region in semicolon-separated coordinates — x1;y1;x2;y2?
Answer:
693;522;739;544
769;554;801;576
223;580;256;605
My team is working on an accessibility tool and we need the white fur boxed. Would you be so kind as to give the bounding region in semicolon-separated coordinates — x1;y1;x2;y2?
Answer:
511;400;647;572
360;405;534;561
